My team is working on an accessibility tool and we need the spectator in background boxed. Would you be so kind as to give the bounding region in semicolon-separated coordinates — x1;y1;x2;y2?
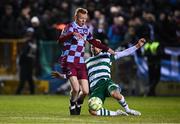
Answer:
94;23;108;45
16;27;37;95
58;1;71;23
16;6;32;37
31;16;46;40
41;10;56;40
108;16;127;49
0;4;19;38
91;10;103;28
0;4;19;67
123;26;138;45
30;16;44;77
140;12;161;96
156;11;178;46
174;10;180;44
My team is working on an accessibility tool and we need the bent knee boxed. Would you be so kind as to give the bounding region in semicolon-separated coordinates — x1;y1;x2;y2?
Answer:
111;91;121;99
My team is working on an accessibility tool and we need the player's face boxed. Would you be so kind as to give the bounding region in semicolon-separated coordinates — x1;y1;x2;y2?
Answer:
75;13;88;27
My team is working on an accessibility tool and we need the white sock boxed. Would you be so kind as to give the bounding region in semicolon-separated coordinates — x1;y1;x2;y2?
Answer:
119;96;130;112
96;108;118;116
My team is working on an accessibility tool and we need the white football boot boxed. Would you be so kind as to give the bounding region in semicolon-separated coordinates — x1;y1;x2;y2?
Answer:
116;109;129;116
126;109;141;116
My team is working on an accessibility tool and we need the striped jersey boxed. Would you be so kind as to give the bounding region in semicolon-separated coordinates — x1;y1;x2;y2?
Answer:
85;45;138;88
60;21;93;64
85;52;114;88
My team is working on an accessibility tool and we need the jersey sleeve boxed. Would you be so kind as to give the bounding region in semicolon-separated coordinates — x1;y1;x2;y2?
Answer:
61;24;73;35
114;46;138;60
88;39;109;51
58;24;74;43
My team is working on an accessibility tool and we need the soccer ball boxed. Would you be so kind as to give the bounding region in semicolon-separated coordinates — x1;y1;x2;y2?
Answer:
88;97;102;111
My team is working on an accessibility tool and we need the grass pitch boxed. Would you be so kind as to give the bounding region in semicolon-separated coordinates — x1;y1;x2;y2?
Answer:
0;95;179;123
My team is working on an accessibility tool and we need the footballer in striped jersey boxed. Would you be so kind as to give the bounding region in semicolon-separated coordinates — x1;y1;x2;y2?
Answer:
86;38;146;116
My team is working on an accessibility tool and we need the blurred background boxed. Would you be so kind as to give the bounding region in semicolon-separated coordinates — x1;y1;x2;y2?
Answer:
0;0;179;96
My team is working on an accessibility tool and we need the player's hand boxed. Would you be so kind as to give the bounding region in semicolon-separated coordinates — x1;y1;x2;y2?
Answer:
73;32;83;40
136;38;146;48
108;48;115;55
51;71;66;79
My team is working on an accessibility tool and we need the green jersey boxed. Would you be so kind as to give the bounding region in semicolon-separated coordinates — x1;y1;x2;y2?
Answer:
85;52;115;88
85;46;137;89
86;46;138;101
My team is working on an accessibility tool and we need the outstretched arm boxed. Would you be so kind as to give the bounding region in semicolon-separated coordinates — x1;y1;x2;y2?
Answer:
88;39;115;55
114;38;146;60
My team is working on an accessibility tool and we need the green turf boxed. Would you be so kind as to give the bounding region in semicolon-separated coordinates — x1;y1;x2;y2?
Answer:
0;95;179;123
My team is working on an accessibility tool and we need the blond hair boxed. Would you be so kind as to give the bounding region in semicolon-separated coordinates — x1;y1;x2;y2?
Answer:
74;8;88;16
